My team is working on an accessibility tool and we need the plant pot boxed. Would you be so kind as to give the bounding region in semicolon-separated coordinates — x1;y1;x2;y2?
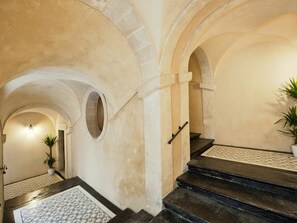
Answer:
48;168;55;175
291;145;297;157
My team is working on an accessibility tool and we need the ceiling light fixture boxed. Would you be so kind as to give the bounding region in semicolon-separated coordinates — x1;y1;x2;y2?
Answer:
28;124;34;131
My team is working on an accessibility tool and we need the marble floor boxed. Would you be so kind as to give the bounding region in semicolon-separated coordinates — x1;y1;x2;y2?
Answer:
202;145;297;172
4;177;121;223
13;185;115;223
4;173;63;200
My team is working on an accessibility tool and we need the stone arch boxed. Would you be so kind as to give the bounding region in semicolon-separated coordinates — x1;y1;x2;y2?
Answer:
79;0;175;215
2;106;74;179
81;0;159;83
158;0;256;192
192;47;215;138
161;0;297;169
3;105;71;130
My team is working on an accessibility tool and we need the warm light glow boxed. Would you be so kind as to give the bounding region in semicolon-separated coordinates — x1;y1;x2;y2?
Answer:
28;124;34;132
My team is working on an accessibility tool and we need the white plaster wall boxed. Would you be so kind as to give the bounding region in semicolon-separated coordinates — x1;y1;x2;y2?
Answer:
3;112;56;184
71;96;145;212
202;14;297;152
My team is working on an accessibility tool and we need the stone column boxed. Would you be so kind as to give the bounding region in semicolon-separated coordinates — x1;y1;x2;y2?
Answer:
200;83;215;138
65;127;73;179
178;72;192;171
138;74;175;215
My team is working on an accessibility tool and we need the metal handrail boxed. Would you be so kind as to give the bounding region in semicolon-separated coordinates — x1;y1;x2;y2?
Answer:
168;121;189;144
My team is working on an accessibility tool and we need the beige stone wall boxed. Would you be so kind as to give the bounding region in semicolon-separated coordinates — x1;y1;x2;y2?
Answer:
188;54;203;134
0;0;146;212
2;0;297;216
165;0;297;153
3;112;56;184
72;95;145;211
200;14;297;152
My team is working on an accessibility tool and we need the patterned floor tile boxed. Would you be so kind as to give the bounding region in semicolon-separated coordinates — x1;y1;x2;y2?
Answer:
202;145;297;172
4;174;63;200
13;186;115;223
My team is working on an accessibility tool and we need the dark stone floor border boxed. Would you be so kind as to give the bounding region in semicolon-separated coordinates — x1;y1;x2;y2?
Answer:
4;176;121;223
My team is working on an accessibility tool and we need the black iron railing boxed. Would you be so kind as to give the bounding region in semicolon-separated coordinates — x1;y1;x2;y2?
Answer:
168;121;189;144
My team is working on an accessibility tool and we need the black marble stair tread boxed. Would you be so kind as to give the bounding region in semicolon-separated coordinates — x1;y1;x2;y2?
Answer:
190;132;201;140
190;138;214;156
164;187;273;223
108;208;135;223
177;171;297;221
150;210;190;223
188;156;297;191
126;209;153;223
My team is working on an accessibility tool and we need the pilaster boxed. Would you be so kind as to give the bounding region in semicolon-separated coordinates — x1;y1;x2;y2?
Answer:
138;74;175;215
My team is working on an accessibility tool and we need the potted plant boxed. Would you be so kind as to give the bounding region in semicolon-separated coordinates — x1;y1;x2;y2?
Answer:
276;78;297;157
42;134;58;175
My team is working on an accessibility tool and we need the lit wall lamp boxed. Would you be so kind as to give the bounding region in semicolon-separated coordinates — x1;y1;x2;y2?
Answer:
28;124;34;131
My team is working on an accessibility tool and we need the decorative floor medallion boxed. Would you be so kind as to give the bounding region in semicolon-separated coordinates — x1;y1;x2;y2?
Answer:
13;186;115;223
202;145;297;172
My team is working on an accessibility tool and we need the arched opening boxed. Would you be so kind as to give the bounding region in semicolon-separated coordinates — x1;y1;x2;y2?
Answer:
3;111;57;185
0;68;94;185
188;47;215;139
188;53;203;135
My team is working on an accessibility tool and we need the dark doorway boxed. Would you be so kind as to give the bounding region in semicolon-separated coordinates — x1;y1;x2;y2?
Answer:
58;130;65;172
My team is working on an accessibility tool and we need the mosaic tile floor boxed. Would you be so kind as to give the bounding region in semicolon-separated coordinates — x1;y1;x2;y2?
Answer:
13;186;115;223
4;173;63;200
202;145;297;172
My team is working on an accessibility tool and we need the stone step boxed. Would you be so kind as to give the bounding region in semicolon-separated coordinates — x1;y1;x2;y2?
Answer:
108;208;135;223
190;132;201;141
163;187;273;223
188;156;297;198
177;171;297;222
190;138;214;158
150;210;190;223
126;209;153;223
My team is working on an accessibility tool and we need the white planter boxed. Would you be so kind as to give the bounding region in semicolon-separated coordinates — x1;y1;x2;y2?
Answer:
48;168;55;175
291;145;297;157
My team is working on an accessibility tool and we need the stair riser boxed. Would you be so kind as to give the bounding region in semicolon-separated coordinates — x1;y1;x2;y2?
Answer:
188;166;297;200
190;133;201;141
177;180;296;223
163;202;207;223
190;144;214;158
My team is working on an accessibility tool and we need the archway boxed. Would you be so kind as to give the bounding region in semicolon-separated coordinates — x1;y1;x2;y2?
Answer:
188;47;215;138
160;0;297;183
2;110;68;185
0;67;101;184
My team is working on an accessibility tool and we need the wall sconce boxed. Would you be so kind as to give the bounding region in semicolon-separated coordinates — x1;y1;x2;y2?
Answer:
28;124;34;131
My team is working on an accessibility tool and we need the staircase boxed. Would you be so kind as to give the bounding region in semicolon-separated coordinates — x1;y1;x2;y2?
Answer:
163;156;297;222
109;133;297;222
190;132;214;158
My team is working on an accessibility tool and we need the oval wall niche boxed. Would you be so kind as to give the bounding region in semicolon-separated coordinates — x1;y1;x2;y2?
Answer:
86;91;106;139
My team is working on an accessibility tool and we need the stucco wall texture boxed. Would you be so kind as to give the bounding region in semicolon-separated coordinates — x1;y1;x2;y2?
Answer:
1;0;297;215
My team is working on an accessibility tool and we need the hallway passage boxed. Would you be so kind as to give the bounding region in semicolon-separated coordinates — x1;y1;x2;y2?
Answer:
4;177;121;223
4;174;63;200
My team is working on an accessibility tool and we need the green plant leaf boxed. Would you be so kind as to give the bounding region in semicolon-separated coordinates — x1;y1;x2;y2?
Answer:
42;134;58;148
276;106;297;140
280;78;297;99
